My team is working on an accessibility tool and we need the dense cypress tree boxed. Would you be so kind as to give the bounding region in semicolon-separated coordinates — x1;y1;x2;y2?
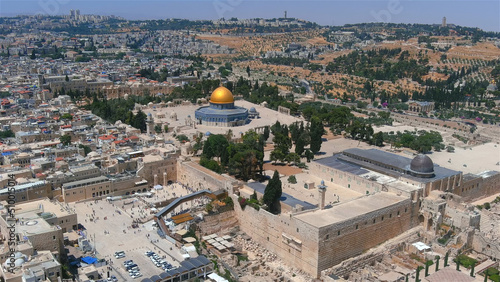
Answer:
310;117;324;154
263;170;282;214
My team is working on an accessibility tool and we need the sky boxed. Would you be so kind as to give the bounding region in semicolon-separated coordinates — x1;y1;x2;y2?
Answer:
0;0;499;32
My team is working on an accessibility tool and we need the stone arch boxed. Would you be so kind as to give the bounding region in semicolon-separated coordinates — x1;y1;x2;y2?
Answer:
142;188;147;192
418;214;425;224
427;217;433;231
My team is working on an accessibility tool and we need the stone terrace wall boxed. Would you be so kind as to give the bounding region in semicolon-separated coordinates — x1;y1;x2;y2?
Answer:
231;194;321;277
232;192;418;278
177;160;234;192
457;172;500;202
198;210;238;236
315;197;413;273
321;226;423;278
472;231;500;260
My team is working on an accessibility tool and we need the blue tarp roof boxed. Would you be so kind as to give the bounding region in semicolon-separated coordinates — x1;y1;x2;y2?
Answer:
81;256;97;264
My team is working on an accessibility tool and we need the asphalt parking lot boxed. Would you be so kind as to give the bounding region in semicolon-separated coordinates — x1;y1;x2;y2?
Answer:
70;197;183;279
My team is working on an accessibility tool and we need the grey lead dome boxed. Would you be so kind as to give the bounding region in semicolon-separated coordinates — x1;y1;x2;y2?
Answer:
410;154;435;173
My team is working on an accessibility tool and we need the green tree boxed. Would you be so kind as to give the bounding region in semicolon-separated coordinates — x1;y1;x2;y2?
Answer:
372;132;385;147
270;149;285;164
202;134;229;162
263;170;282;214
416;265;423;282
435;256;440;272
304;149;314;162
246;65;251;77
309;117;324;154
285;153;300;164
30;50;36;60
0;130;15;139
176;134;189;142
78;144;92;156
65;74;69;82
154;124;162;133
132;109;147;132
59;134;72;146
263;126;270;141
199;157;222;173
61;113;73;121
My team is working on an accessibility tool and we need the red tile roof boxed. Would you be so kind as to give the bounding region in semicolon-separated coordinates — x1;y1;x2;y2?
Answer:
99;135;117;141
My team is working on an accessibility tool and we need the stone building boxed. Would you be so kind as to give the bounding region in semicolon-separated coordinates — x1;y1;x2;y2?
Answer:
231;192;415;278
310;149;463;197
0;181;52;204
228;148;498;278
0;251;61;282
0;198;77;258
137;154;178;187
195;87;249;127
407;100;435;113
61;174;148;202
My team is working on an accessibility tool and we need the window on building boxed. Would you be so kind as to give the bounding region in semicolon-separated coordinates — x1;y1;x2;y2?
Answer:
337;231;340;235
356;225;358;230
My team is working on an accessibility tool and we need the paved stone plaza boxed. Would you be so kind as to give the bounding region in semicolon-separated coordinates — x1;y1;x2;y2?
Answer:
68;183;209;280
142;100;301;138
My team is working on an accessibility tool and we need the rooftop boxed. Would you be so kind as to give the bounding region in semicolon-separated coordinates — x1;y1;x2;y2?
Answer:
246;181;317;210
424;267;474;282
62;175;109;189
0;180;46;195
315;148;460;184
294;192;408;228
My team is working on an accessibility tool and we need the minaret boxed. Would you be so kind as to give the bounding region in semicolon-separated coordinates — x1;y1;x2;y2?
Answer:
442;17;447;28
146;113;154;135
318;180;327;210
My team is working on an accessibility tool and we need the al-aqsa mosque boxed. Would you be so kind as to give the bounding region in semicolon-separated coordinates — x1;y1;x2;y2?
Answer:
195;86;258;127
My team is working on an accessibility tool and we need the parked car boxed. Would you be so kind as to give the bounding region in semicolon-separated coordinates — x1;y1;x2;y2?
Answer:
114;251;125;259
126;264;138;271
131;273;142;279
123;260;133;266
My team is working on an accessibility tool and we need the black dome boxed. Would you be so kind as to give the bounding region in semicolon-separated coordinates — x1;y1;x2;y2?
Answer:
410;154;434;173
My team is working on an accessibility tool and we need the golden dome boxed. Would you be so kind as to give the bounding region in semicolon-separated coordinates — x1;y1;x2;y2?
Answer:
210;86;234;104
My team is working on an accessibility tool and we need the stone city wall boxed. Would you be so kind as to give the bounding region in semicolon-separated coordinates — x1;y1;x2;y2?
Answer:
315;197;413;273
443;206;480;230
457;172;500;202
177;161;234;192
231;194;321;277
231;192;417;278
472;231;500;260
309;161;384;195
